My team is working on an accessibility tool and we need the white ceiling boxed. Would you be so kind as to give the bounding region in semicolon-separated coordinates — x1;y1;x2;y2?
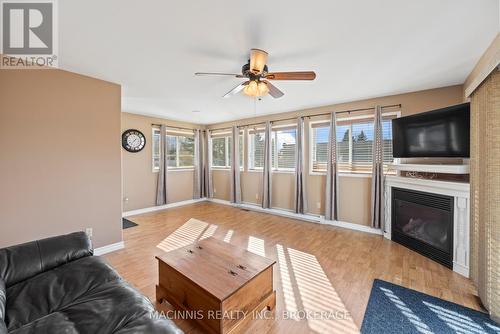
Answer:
59;0;499;124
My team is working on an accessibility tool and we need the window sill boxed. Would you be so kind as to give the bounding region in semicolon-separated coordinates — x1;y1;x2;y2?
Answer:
309;171;372;178
246;169;295;174
211;167;244;171
153;168;195;173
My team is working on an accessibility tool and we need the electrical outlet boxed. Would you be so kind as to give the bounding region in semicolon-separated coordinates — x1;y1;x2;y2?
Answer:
316;202;321;209
213;188;217;193
123;197;129;202
255;193;259;200
85;228;93;238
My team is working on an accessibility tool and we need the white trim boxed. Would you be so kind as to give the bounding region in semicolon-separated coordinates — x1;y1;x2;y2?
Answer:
389;163;470;174
94;241;124;256
384;175;470;277
321;217;383;235
207;198;382;234
123;198;206;217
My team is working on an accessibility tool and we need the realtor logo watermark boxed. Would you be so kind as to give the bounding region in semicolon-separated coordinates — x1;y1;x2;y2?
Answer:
1;0;58;68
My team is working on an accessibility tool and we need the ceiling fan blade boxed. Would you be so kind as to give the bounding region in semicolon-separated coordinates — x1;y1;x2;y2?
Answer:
263;81;284;98
249;49;268;74
195;72;244;77
265;71;316;80
223;81;248;98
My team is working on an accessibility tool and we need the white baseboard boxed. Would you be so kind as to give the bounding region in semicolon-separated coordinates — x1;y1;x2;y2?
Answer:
123;198;206;217
321;218;383;235
206;198;382;235
123;197;382;237
94;241;124;256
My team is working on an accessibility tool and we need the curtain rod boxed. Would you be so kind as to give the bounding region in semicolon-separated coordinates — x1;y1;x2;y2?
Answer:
208;103;401;132
151;123;198;132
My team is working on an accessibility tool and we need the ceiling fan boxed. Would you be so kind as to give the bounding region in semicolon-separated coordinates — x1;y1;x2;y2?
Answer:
195;49;316;99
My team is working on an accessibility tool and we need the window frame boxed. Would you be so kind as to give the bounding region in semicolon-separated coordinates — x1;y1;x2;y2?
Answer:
309;111;400;176
210;132;244;170
247;124;297;173
152;127;195;172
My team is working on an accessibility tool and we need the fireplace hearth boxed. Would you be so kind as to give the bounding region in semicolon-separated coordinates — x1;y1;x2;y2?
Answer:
391;188;454;268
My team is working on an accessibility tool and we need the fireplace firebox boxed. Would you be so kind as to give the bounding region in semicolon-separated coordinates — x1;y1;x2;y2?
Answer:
391;188;454;268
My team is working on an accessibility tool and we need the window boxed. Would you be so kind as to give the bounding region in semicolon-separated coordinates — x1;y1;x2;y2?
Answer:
152;128;195;171
310;113;397;174
167;135;194;168
248;127;297;171
152;128;161;171
211;133;243;169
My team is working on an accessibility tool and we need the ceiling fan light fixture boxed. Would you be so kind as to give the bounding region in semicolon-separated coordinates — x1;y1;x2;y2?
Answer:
250;48;268;74
243;80;259;97
258;81;269;95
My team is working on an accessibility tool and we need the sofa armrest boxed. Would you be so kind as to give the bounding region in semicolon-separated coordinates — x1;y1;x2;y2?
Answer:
0;232;93;287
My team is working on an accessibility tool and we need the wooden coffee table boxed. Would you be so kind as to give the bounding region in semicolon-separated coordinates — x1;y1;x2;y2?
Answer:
156;237;276;334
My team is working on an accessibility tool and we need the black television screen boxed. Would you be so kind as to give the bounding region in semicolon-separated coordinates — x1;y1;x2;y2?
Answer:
392;103;470;158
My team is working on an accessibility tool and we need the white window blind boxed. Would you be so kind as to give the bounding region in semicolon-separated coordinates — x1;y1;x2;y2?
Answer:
249;131;265;169
273;128;296;170
152;128;161;171
249;126;297;171
310;113;397;174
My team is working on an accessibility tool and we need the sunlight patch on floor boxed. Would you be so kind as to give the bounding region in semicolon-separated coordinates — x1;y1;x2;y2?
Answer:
276;244;299;317
288;247;359;334
156;218;208;252
200;224;218;240
247;236;265;257
223;229;234;243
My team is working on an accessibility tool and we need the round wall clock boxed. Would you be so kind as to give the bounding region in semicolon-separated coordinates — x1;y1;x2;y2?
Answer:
122;129;146;153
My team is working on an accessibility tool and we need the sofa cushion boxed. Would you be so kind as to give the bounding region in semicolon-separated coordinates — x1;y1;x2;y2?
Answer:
5;256;120;330
0;232;92;287
5;256;181;334
7;282;180;334
0;278;5;321
0;279;6;334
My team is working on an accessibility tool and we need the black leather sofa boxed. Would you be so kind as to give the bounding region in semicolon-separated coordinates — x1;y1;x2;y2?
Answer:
0;232;183;334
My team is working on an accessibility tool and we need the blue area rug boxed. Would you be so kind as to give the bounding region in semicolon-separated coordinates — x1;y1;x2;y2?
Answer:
361;279;500;334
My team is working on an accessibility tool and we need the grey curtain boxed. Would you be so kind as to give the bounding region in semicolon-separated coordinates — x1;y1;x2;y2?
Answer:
325;112;339;220
206;130;214;198
193;129;203;199
371;105;384;229
155;125;168;205
294;117;307;214
229;126;242;203
261;121;272;209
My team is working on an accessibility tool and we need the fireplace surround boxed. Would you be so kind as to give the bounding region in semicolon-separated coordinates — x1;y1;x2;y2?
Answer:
384;175;470;277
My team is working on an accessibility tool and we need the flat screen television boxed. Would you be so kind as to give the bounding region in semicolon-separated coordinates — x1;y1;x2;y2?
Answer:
392;103;470;158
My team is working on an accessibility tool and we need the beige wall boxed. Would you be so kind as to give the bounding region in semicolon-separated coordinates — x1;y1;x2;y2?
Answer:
121;113;200;211
0;69;122;248
208;85;465;226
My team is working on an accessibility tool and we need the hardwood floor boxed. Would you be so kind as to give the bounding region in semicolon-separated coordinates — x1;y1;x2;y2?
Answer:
105;202;481;333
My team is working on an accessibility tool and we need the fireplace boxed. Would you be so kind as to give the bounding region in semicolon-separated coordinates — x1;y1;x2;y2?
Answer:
391;188;454;268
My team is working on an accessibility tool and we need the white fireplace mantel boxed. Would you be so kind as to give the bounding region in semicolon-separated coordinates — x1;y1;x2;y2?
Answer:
384;175;470;278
